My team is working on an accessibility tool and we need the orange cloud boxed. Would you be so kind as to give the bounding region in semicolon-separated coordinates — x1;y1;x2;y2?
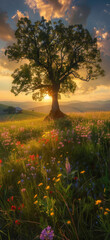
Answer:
12;10;29;22
0;11;14;42
94;27;110;56
25;0;71;20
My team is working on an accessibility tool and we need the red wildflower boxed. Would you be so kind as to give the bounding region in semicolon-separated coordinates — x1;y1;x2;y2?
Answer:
11;205;16;210
74;177;78;181
11;196;14;201
21;203;24;208
16;141;21;146
0;159;2;164
49;191;53;194
15;220;20;225
29;154;35;161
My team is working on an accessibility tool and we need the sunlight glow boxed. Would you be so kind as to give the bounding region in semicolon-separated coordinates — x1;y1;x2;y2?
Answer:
44;94;51;101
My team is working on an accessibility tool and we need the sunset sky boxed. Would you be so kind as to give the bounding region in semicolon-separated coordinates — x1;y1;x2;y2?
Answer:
0;0;110;103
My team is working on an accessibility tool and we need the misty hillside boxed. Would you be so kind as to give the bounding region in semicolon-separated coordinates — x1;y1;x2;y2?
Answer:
0;100;110;113
29;100;110;113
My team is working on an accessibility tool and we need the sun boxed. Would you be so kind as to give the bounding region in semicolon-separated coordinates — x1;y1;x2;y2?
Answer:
44;94;51;101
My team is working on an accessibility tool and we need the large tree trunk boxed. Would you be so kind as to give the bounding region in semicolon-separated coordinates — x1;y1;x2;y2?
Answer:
45;91;66;120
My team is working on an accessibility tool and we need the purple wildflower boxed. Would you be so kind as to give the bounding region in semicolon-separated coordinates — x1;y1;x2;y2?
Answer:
40;226;54;240
65;157;71;174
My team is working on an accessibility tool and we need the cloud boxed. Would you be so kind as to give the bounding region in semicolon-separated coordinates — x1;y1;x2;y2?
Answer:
25;0;91;26
104;3;110;15
0;50;29;77
12;10;29;22
73;53;110;96
94;27;110;56
68;4;91;25
25;0;70;20
0;11;15;42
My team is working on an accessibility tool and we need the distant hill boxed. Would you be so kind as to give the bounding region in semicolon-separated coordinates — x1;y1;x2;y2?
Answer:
0;100;110;113
29;100;110;113
0;104;9;114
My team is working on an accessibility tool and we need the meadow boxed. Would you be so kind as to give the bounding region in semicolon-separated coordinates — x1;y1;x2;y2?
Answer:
0;111;110;240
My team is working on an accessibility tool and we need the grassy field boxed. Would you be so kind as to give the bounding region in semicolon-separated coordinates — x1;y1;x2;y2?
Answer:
0;111;110;240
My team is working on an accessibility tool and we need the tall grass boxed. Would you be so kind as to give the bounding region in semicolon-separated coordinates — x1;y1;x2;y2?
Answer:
0;112;110;240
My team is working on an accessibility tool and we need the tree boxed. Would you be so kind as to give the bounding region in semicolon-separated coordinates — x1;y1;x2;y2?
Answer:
5;17;104;119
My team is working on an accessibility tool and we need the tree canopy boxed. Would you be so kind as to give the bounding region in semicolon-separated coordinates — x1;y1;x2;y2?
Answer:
5;17;104;118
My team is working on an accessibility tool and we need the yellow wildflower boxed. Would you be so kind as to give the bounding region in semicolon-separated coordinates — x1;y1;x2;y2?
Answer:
104;211;108;215
17;181;21;184
57;161;60;164
50;212;54;216
34;194;37;199
105;208;110;212
80;170;85;174
43;196;48;199
95;200;102;205
38;183;43;187
56;178;60;182
57;173;62;178
50;208;53;211
34;200;38;204
45;186;50;190
52;177;55;181
67;220;71;224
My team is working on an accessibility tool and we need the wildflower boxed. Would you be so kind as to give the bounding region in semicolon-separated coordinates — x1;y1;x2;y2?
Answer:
21;203;24;208
43;196;48;199
65;157;71;174
38;183;43;187
52;177;55;181
56;178;60;182
15;220;20;225
34;194;38;198
104;211;108;215
34;200;38;204
95;200;102;205
17;180;21;184
100;207;103;210
46;186;50;190
49;191;53;194
11;205;16;211
40;226;54;240
0;159;2;164
57;173;62;178
67;220;71;224
105;208;110;212
50;212;54;216
21;188;26;192
10;196;14;201
74;176;78;180
80;170;85;174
